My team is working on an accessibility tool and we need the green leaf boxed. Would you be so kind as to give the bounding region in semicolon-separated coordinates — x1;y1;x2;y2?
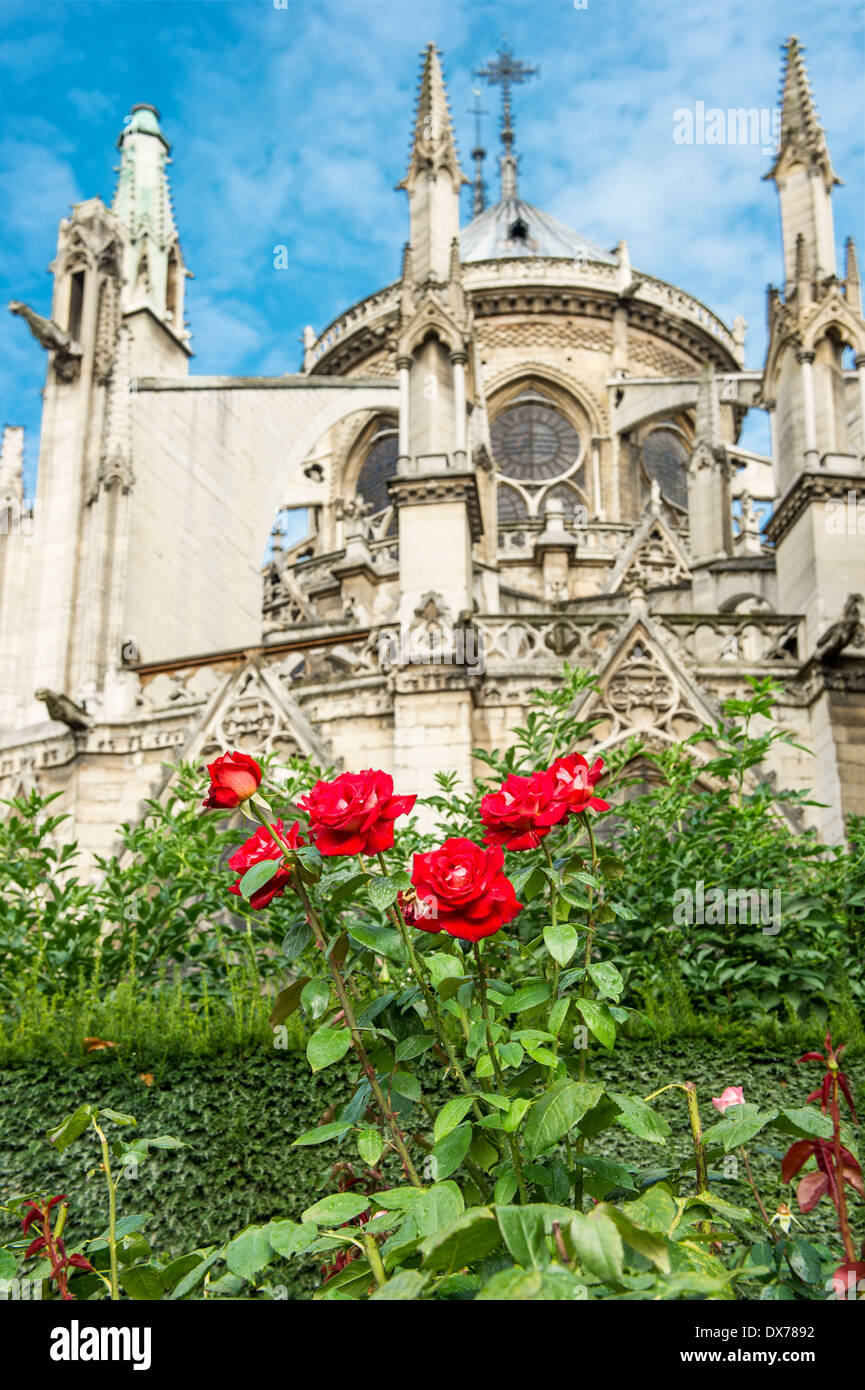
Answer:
415;1182;465;1238
587;961;624;1000
367;875;401;912
419;1208;501;1273
524;1080;604;1160
267;1220;320;1259
357;1128;384;1166
773;1107;834;1140
787;1238;823;1286
99;1108;137;1127
548;997;570;1036
599;856;625;880
476;1265;586;1301
496;1204;551;1271
347;923;405;961
433;1096;476;1144
430;1122;473;1181
502;1098;531;1133
293;1121;352;1147
0;1247;18;1281
544;920;579;966
568;1210;624;1285
300;978;330;1020
496;1041;525;1069
598;1204;671;1273
46;1104;96;1152
576;998;616;1051
608;1091;671;1144
370;1270;430;1300
281;920;314;962
169;1251;220;1300
394;1035;436;1063
119;1263;165;1300
701;1104;776;1153
302;1193;371;1226
391;1070;421;1102
269;976;310;1027
307;1026;352;1073
238;858;280;900
508;983;551;1014
224;1225;273;1282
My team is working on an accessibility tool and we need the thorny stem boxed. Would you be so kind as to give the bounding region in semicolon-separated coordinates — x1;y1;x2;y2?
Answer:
361;1227;387;1287
93;1120;120;1301
253;812;423;1189
473;941;530;1205
578;812;599;1085
830;1071;857;1266
739;1145;772;1229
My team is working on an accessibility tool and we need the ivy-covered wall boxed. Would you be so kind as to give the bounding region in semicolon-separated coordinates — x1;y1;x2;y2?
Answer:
2;1042;861;1297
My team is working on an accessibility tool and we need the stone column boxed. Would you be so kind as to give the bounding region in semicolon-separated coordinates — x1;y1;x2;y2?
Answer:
798;349;820;467
397;356;411;466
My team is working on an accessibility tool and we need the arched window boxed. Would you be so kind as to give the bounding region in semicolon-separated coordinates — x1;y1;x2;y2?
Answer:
497;482;529;523
491;387;586;526
355;426;399;535
641;425;689;510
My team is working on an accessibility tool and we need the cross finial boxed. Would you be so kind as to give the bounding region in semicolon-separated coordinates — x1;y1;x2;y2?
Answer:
474;38;538;155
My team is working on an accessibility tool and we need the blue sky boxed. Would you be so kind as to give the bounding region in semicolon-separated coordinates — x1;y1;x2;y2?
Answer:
1;0;863;490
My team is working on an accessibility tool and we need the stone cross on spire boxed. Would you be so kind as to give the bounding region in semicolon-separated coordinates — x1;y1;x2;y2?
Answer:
474;39;538;200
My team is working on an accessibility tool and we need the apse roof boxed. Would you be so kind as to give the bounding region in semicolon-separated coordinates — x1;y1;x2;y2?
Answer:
460;196;618;266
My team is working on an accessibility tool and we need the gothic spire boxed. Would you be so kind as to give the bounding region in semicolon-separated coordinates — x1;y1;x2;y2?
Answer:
765;37;840;285
767;37;838;188
474;40;538;202
112;104;189;334
401;43;465;188
113;104;177;244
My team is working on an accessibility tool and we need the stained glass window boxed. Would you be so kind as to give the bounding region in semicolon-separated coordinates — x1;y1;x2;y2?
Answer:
641;426;689;510
491;395;581;482
356;430;398;515
497;482;529;523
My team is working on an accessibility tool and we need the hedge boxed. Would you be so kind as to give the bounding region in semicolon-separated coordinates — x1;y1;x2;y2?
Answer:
1;1041;861;1297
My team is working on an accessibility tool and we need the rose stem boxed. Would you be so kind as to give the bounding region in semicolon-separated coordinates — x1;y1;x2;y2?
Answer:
473;940;530;1205
254;812;423;1189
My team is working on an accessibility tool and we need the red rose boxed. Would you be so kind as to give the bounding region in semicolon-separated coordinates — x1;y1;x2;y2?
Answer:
203;750;262;809
299;770;416;857
481;769;569;851
410;837;522;942
228;818;304;909
548;753;609;816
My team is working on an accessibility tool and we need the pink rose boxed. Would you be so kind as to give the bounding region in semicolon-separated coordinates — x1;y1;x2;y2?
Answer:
712;1085;746;1114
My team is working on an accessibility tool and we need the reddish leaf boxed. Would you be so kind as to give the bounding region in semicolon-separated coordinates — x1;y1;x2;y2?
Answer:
24;1235;47;1258
797;1170;830;1212
781;1140;816;1183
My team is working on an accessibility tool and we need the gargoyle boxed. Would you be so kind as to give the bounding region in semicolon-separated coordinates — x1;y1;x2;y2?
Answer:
8;301;83;379
35;688;91;731
814;594;865;665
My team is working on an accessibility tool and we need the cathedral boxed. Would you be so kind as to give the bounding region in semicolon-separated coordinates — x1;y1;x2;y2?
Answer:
0;37;863;867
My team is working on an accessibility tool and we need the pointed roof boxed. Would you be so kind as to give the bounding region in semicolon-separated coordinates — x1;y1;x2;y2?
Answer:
766;37;839;186
400;43;466;188
460;196;618;265
112;103;178;246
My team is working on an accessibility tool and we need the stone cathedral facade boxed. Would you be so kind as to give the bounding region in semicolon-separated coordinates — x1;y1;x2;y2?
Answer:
1;38;863;868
